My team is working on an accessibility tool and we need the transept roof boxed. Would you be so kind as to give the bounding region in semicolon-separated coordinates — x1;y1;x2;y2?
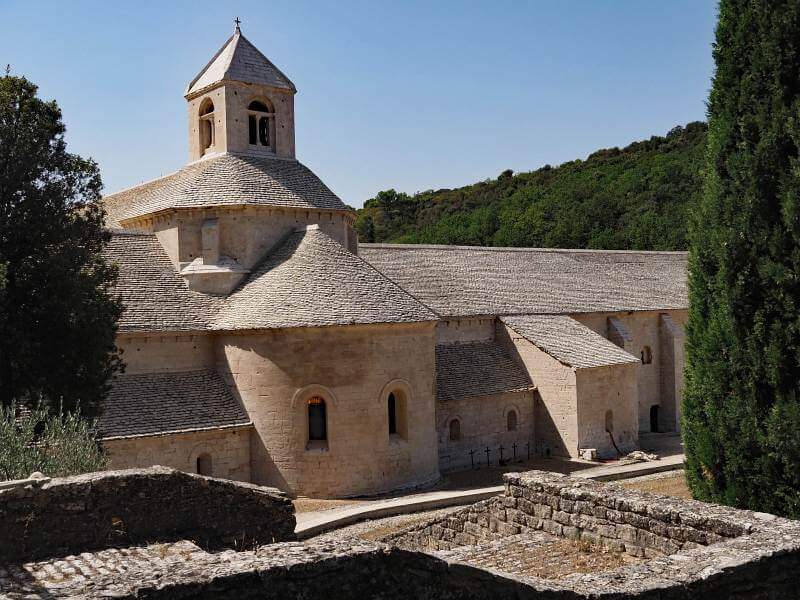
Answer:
213;226;438;330
500;315;640;369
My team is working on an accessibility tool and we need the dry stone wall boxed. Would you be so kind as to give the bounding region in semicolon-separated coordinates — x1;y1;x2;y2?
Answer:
0;467;295;562
387;471;759;557
2;469;800;599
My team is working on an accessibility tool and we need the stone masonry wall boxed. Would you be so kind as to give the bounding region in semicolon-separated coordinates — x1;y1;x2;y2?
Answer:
387;470;785;559
497;323;578;457
573;309;688;433
104;426;252;482
0;467;295;562
436;390;534;473
217;322;440;498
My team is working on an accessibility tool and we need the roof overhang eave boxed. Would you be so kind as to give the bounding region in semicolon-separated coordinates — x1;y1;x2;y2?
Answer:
101;421;253;442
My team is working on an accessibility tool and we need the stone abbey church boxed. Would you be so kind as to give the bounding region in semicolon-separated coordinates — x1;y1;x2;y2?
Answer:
100;25;688;498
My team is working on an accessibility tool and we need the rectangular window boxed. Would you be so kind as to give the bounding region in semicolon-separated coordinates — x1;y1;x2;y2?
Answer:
248;115;257;145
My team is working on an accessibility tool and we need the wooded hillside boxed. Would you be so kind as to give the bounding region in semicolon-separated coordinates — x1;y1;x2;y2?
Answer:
355;122;706;250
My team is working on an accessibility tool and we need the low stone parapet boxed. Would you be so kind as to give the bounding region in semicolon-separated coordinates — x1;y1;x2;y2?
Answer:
0;466;295;562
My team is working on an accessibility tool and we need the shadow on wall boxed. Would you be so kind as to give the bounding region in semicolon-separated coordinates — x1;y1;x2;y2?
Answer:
494;325;570;458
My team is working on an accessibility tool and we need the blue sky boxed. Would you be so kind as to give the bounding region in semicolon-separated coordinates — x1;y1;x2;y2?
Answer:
1;1;716;207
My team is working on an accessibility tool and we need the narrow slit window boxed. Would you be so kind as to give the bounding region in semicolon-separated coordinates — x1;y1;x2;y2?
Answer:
248;115;257;145
388;392;397;435
308;396;327;441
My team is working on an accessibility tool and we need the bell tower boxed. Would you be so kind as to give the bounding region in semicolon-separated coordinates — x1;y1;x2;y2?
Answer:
184;19;297;162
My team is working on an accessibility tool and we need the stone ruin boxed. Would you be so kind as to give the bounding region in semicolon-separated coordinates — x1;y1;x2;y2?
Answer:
0;467;798;598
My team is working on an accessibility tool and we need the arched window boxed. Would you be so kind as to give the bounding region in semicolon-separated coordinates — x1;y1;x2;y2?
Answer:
196;453;212;476
641;346;653;365
449;419;461;442
198;99;215;154
388;392;397;435
507;410;518;432
248;100;274;150
308;396;327;442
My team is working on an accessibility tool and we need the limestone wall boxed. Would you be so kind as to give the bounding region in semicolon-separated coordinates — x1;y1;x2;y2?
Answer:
216;322;440;497
497;323;578;457
118;333;215;374
0;467;294;563
436;391;534;472
148;205;353;272
104;426;252;482
435;317;496;344
571;309;687;433
575;364;638;458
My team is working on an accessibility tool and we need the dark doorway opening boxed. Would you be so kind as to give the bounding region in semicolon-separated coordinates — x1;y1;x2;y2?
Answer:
650;405;660;433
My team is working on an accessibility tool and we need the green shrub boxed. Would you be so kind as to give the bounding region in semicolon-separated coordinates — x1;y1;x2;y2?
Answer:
0;401;107;481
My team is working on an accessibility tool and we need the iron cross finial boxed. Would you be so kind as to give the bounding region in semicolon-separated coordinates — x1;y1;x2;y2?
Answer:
234;17;241;32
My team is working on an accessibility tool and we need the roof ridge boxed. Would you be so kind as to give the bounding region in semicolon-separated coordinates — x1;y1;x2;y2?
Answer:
185;31;237;96
360;243;688;256
234;32;296;92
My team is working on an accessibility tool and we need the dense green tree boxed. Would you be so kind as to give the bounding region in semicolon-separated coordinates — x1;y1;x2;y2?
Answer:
354;122;706;250
683;0;800;517
0;74;122;416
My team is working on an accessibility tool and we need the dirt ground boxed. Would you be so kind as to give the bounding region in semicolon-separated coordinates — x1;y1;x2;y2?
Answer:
620;472;692;499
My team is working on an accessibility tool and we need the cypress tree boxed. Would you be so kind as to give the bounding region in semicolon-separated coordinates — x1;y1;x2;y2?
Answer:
683;0;800;517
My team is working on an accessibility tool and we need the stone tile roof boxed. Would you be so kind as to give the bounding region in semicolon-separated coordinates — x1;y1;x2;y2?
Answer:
105;230;219;331
436;341;532;401
104;230;218;332
214;226;437;330
501;315;640;369
360;244;688;317
100;369;250;439
103;153;348;227
186;29;295;95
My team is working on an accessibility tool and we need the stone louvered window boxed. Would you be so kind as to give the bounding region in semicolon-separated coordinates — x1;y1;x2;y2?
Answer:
507;410;518;432
308;396;327;442
199;99;215;154
247;100;274;150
